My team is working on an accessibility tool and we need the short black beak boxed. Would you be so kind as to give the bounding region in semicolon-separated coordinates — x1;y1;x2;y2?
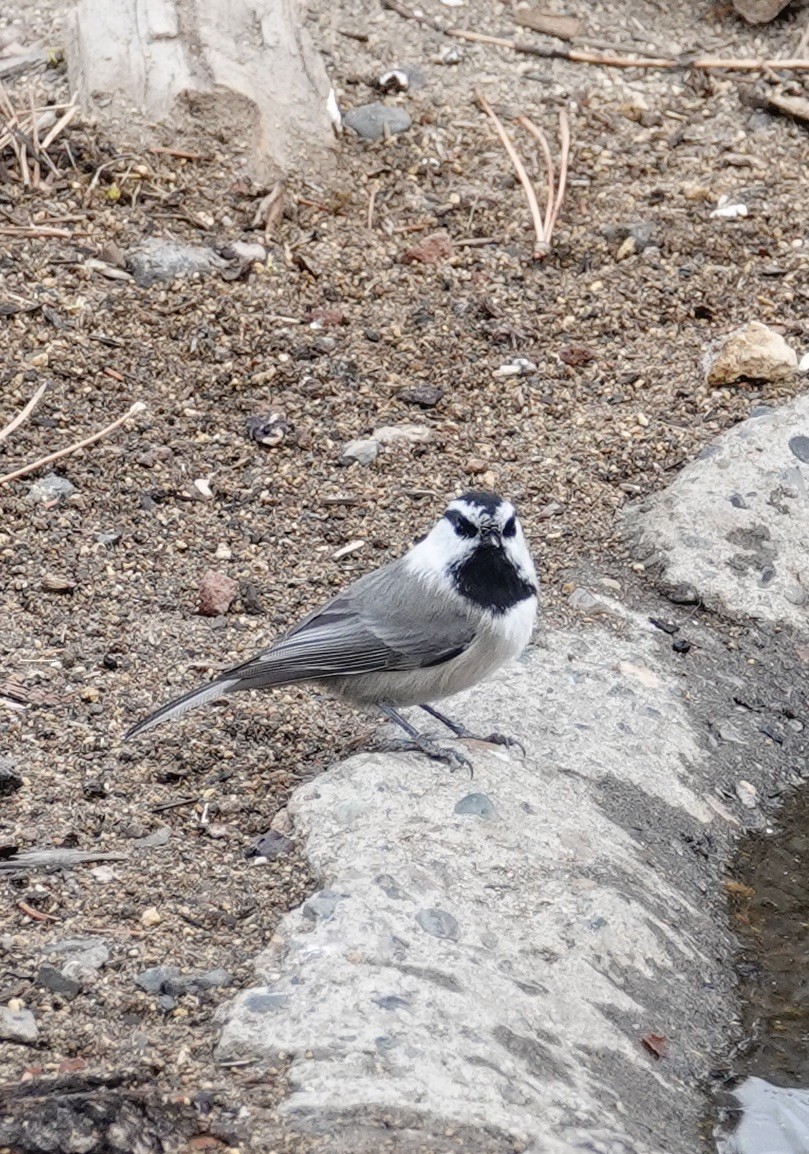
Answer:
480;528;502;548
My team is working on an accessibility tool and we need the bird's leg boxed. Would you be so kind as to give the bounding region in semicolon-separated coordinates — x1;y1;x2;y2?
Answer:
377;703;473;774
419;703;525;755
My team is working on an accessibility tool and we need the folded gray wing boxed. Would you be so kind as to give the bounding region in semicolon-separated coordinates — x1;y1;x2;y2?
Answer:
222;561;476;689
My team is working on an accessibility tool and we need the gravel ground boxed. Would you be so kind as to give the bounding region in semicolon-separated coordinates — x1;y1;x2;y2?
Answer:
2;0;809;1148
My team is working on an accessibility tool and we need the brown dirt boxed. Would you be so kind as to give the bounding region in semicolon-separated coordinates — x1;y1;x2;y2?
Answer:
2;0;809;1149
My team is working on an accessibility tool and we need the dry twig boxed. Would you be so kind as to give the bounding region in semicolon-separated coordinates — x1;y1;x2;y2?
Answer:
0;381;48;445
0;85;78;189
0;401;146;488
252;180;286;242
476;91;546;259
476;93;570;259
452;30;809;72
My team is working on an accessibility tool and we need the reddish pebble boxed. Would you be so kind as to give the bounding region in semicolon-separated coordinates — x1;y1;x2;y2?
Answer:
309;305;345;327
401;231;453;265
198;570;239;617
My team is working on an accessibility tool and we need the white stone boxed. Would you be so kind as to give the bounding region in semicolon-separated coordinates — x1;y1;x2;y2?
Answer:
0;1007;37;1043
372;423;432;445
26;473;76;504
339;438;379;466
703;321;797;387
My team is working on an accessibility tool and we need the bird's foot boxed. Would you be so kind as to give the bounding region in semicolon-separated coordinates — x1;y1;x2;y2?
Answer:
451;726;526;756
381;735;474;776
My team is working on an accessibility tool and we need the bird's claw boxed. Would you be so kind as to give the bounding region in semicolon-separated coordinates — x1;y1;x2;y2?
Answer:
382;737;474;776
478;731;526;756
451;726;525;756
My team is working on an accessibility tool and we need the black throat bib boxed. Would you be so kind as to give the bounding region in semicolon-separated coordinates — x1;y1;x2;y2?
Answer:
452;546;535;614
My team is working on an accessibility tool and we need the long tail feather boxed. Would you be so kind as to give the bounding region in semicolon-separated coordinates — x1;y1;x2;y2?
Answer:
124;677;239;741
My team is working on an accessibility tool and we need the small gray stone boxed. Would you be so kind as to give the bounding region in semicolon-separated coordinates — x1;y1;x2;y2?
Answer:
27;472;75;504
375;874;410;900
135;965;184;995
125;238;226;287
344;102;412;142
192;968;233;990
666;582;699;604
245;992;288;1013
454;793;496;820
134;827;171;849
38;963;81;999
250;830;293;860
373;994;411;1010
788;434;809;463
62;944;109;982
44;937;105;956
339;438;379;467
157;994;177;1011
0;1007;37;1043
302;890;346;922
221;240;267;264
0;757;22;797
416;908;460;940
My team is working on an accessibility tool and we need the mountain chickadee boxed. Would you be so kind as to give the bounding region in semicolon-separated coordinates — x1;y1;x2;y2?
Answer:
125;490;538;769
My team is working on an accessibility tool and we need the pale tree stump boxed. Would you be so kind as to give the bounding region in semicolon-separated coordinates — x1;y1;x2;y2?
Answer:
67;0;336;179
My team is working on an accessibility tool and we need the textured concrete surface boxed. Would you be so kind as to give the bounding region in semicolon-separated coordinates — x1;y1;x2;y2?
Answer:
217;398;809;1153
218;622;743;1153
625;393;809;627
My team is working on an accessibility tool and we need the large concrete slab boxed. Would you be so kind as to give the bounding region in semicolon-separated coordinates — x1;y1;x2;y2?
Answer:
625;395;809;629
217;624;741;1154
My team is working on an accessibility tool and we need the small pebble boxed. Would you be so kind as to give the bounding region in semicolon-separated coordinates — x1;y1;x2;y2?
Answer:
340;438;379;467
735;780;759;809
198;570;239;617
401;231;453;265
140;906;162;928
26;473;75;504
396;385;443;407
0;1007;38;1044
344;102;412;141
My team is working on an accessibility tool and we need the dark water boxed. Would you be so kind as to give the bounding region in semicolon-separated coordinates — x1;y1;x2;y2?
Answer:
713;789;809;1152
727;788;809;1086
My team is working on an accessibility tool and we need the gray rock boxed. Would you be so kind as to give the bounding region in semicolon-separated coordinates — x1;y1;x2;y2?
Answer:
625;393;809;627
344;102;412;141
0;757;22;797
221;240;267;264
733;0;792;22
416;908;460;940
302;890;345;922
26;472;75;504
0;1007;37;1044
191;968;233;990
134;827;171;849
38;963;81;1000
61;943;109;982
250;830;293;859
339;438;379;467
125;238;226;287
453;792;496;820
135;965;184;995
44;937;105;956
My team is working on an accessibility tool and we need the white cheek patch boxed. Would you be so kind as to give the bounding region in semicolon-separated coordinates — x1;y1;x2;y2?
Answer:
406;519;473;589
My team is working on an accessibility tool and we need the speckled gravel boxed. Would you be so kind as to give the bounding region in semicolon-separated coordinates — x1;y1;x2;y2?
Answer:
2;0;809;1147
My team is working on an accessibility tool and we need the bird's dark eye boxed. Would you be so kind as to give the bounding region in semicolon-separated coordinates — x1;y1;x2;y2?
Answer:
445;510;477;538
503;516;517;538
